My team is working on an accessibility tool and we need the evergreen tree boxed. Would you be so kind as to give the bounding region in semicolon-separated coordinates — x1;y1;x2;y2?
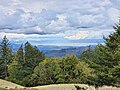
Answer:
7;59;25;84
24;41;45;70
95;24;120;85
33;55;93;85
7;42;45;86
95;23;120;78
59;55;79;83
0;36;12;78
111;64;120;86
7;44;25;84
34;58;61;85
16;44;24;65
102;23;120;67
79;23;120;86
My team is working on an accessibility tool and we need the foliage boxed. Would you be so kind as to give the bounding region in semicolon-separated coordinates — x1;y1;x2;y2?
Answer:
33;55;93;85
80;23;120;86
7;42;45;86
34;58;61;85
0;22;120;87
0;36;13;78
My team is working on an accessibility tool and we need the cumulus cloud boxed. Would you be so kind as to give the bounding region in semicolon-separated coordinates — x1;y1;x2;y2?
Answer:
65;31;89;40
107;8;120;23
64;27;114;40
0;0;120;46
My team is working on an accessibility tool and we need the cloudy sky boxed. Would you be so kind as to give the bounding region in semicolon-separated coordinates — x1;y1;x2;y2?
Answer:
0;0;120;46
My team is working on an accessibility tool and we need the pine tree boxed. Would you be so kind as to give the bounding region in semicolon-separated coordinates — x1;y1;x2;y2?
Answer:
34;58;61;85
0;36;12;78
99;23;120;68
79;22;120;86
94;23;120;86
8;42;45;86
24;41;45;69
7;45;27;85
16;44;24;65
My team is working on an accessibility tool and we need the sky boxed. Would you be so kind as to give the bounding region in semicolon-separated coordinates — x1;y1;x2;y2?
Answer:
0;0;120;46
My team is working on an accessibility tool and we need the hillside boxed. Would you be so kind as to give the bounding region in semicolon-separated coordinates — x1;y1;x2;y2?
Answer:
32;84;95;90
44;46;95;57
0;79;24;89
0;80;120;90
11;44;96;57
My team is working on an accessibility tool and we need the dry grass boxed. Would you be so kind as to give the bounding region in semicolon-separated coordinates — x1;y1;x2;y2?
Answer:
0;79;24;89
96;86;120;90
0;79;120;90
0;87;38;90
32;84;95;90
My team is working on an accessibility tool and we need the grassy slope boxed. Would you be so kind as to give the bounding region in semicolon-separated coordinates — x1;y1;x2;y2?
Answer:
97;86;120;90
32;84;95;90
0;79;120;90
0;79;24;89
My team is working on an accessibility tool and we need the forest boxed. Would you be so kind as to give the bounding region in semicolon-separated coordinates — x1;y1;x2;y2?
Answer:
0;23;120;87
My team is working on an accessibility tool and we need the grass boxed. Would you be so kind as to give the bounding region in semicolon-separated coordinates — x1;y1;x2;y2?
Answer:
0;79;120;90
0;88;38;90
96;86;120;90
0;79;24;89
32;84;95;90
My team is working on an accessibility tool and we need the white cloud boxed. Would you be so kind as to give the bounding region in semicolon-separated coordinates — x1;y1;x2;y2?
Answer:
0;32;26;39
64;28;114;40
107;8;120;23
45;15;70;34
110;0;120;9
39;43;102;47
65;31;89;40
0;0;120;44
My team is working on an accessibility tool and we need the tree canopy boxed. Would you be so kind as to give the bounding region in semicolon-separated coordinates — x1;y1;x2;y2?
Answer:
0;22;120;87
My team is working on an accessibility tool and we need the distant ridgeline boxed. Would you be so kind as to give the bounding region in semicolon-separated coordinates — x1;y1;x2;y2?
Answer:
43;45;96;57
11;43;96;57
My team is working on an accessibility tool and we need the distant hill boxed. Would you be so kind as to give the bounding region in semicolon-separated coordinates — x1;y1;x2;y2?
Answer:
10;43;96;57
44;46;96;58
37;45;74;51
11;44;75;52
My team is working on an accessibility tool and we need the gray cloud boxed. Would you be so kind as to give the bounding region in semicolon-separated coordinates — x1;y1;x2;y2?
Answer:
0;0;120;39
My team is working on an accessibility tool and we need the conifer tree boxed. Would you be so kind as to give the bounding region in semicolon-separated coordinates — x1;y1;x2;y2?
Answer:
98;23;120;68
16;44;24;64
0;36;12;78
8;42;45;86
79;22;120;86
94;23;120;86
24;41;45;69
